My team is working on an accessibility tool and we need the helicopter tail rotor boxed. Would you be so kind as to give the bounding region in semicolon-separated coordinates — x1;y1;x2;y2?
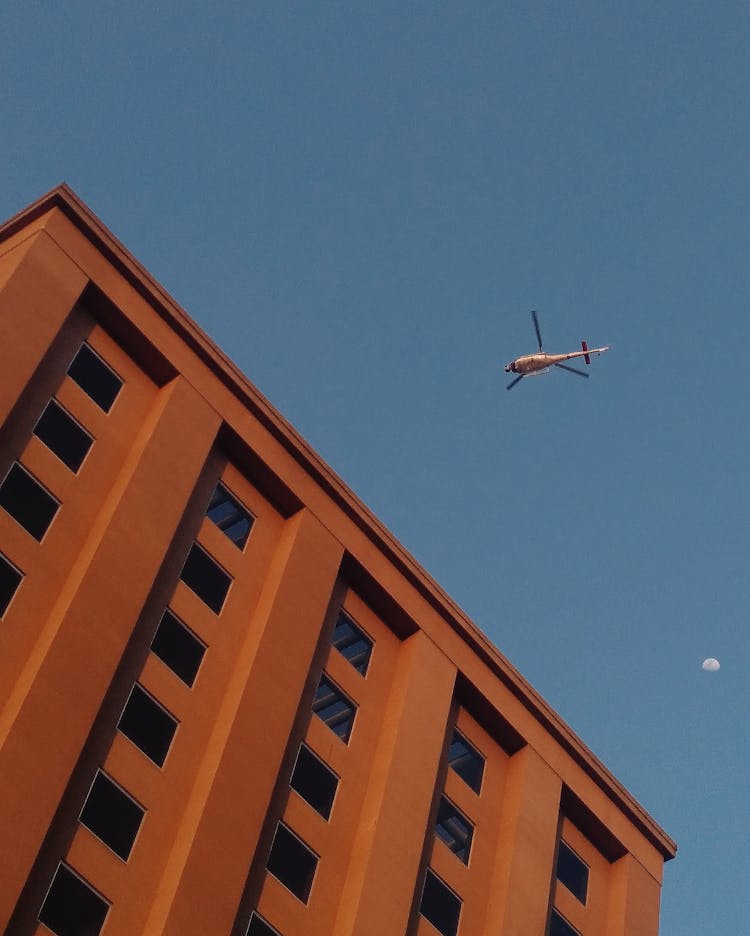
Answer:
581;341;591;365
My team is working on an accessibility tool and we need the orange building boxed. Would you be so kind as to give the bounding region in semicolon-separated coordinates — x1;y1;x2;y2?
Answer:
0;186;675;936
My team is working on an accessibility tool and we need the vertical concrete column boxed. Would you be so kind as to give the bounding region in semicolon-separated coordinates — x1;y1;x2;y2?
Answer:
606;852;662;936
0;377;221;932
156;509;344;936
0;230;87;419
334;630;457;936
484;745;562;935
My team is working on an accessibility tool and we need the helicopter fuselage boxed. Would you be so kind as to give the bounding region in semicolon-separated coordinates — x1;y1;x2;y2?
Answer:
505;348;607;375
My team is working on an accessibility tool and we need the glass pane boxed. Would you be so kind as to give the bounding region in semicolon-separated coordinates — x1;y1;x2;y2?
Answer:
448;730;484;794
0;553;22;617
117;684;178;767
0;463;59;541
151;610;206;687
33;400;93;472
207;483;253;548
312;676;356;743
38;864;109;936
549;909;581;936
80;771;144;861
67;344;122;412
180;543;231;613
247;913;281;936
435;796;474;863
419;869;461;936
556;840;589;904
266;823;318;903
332;611;373;674
290;744;339;820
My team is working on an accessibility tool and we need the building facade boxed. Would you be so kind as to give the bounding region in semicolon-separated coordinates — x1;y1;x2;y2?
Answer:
0;187;675;936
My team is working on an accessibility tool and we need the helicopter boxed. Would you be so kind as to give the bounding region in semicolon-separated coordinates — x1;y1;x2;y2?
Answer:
505;311;609;390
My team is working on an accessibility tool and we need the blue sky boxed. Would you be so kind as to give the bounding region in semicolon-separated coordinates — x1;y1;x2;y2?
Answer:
3;2;749;931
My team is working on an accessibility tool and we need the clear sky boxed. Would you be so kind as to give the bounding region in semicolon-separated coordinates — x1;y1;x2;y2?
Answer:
3;3;749;931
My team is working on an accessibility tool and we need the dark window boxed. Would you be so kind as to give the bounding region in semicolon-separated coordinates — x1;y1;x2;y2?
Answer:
332;611;373;675
79;770;145;861
117;684;178;767
247;912;282;936
0;463;59;541
435;795;474;864
207;483;253;548
33;400;93;472
151;610;206;687
448;730;484;794
290;744;339;820
419;869;461;936
179;543;231;613
0;552;22;617
67;344;122;412
38;863;109;936
312;675;356;743
556;840;589;904
549;909;581;936
267;822;318;903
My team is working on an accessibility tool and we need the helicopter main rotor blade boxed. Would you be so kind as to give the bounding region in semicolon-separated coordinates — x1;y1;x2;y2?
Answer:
532;310;543;351
506;374;524;390
554;362;589;378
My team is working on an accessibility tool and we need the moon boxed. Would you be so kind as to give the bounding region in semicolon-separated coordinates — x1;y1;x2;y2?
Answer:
702;658;720;672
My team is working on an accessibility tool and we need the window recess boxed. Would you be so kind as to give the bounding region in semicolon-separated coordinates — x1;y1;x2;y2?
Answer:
266;822;318;904
206;482;254;548
290;743;339;820
79;770;145;861
150;609;206;687
179;542;231;613
556;839;589;904
0;552;22;617
332;610;373;675
312;675;356;743
33;399;93;472
447;729;485;794
117;684;178;767
38;864;109;936
419;869;462;936
0;463;59;541
435;795;474;864
246;912;282;936
67;343;122;412
549;908;582;936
